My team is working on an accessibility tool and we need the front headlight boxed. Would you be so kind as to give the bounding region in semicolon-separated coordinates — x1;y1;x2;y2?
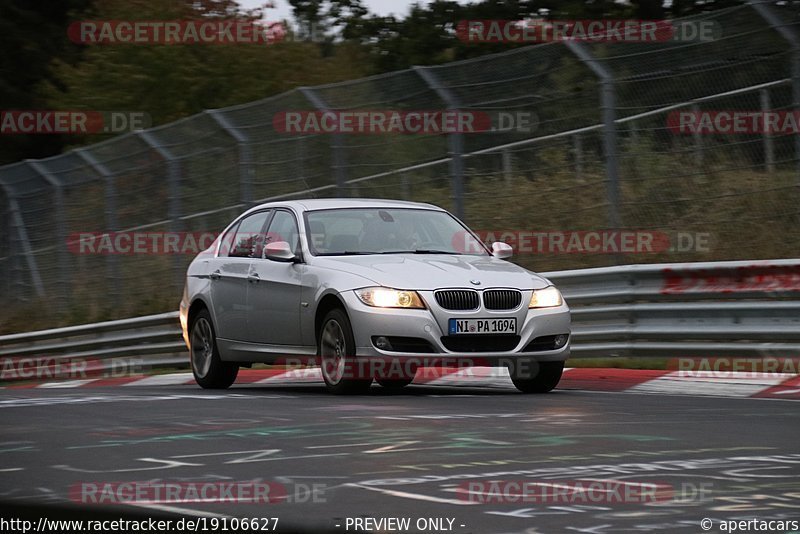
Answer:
529;286;563;308
355;287;426;309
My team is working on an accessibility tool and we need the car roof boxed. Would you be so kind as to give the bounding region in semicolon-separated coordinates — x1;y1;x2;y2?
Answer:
243;198;445;214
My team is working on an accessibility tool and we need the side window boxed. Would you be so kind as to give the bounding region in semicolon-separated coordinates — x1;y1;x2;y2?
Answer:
217;222;239;257
229;211;271;258
265;210;300;255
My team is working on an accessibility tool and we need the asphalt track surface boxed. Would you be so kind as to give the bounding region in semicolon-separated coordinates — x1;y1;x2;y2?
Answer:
1;381;799;534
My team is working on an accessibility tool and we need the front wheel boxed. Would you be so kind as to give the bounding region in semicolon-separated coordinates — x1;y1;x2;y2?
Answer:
190;309;238;389
510;361;564;393
376;362;417;389
376;376;414;389
319;309;372;395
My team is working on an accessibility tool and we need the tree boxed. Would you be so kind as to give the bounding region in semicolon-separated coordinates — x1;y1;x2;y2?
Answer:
0;0;93;164
41;0;369;145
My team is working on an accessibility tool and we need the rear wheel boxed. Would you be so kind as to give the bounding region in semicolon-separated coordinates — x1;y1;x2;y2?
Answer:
190;309;238;389
319;308;372;394
510;361;564;393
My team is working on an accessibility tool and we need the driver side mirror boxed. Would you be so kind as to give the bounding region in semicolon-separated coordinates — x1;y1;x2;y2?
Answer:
491;241;513;259
264;241;297;262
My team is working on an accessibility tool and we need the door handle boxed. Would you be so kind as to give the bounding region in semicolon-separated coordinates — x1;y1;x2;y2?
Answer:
210;270;221;280
247;272;260;283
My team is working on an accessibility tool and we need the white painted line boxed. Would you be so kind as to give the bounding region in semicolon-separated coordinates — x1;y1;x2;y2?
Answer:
11;366;799;403
628;374;784;397
38;379;98;388
347;483;477;505
124;502;228;518
255;368;322;384
667;371;794;384
629;381;753;397
424;367;514;388
306;442;386;449
123;373;193;386
0;468;24;472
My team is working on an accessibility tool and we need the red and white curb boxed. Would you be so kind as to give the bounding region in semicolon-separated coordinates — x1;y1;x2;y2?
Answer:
4;368;800;400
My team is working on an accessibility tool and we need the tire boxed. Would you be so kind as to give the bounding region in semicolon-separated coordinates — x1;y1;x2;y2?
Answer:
189;309;238;389
319;308;372;394
375;361;417;389
510;361;564;393
376;376;414;389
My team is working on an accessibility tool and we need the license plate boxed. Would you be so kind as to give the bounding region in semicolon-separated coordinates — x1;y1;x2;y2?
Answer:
448;318;516;335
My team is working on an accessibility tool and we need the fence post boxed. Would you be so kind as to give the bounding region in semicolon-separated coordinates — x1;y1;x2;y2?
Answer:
413;66;465;220
564;41;620;229
400;172;412;200
760;89;775;173
749;0;800;183
573;134;583;182
26;161;68;303
0;179;45;299
691;103;704;168
206;110;253;206
76;148;121;307
299;87;350;197
137;131;183;284
296;136;308;191
501;149;513;186
0;198;8;298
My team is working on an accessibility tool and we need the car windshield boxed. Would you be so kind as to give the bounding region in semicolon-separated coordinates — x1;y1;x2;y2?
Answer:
305;207;488;256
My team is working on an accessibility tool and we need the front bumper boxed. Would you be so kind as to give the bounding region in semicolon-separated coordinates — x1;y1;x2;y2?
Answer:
340;289;571;363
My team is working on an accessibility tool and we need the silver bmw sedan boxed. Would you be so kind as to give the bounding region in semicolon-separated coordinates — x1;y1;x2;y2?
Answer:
180;199;570;394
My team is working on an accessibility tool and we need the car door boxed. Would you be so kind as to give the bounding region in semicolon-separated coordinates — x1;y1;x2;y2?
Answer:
208;210;271;341
246;209;305;346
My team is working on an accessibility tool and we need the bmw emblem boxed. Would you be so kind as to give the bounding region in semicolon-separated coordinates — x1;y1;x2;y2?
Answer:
470;279;481;286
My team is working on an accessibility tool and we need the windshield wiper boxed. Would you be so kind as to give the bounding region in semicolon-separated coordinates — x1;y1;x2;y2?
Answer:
375;249;463;255
412;249;463;255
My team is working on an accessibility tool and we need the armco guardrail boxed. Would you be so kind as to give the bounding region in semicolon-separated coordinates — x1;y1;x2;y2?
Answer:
1;259;798;377
0;312;185;376
547;258;800;358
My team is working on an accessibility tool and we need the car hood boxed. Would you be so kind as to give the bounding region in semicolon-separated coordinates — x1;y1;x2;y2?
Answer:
312;254;551;291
